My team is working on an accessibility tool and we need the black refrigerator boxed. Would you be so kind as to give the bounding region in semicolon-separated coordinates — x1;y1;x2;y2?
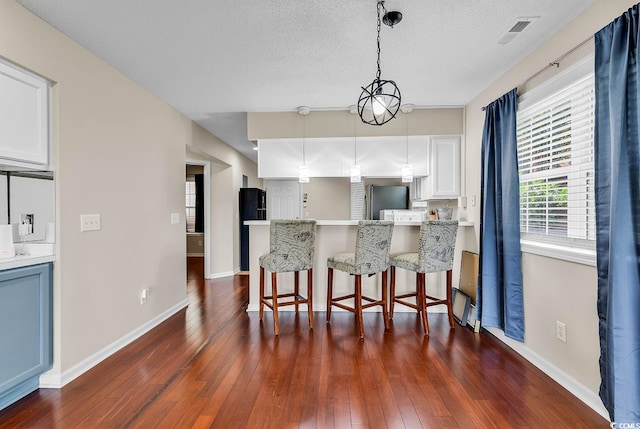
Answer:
239;188;267;271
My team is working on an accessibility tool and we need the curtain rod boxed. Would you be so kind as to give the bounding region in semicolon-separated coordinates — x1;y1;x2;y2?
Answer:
481;35;595;111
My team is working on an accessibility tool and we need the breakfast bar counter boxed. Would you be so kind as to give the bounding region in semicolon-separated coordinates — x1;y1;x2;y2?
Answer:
245;220;471;312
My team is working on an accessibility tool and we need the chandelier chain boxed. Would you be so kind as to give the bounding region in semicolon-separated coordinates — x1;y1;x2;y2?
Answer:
376;1;384;80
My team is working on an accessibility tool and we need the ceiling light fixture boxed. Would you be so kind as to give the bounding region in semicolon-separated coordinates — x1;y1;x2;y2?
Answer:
357;1;402;126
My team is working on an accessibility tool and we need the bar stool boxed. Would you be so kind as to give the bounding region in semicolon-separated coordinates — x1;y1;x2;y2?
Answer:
326;220;394;339
259;219;316;336
389;220;458;335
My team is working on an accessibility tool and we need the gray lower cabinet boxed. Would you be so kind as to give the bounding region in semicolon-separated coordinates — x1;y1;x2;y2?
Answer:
0;263;53;411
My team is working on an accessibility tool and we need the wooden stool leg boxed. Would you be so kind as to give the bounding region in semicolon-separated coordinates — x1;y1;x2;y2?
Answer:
355;275;364;339
307;268;314;329
446;269;455;329
389;266;396;319
271;272;280;336
259;267;265;320
419;273;430;336
326;268;334;322
382;269;390;329
415;272;421;315
294;271;300;313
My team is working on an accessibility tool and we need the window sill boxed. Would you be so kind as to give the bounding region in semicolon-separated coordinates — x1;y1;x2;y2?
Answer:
520;240;596;267
186;232;204;236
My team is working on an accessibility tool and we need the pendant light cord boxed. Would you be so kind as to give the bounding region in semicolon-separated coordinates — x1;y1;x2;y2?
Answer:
354;114;357;164
405;113;409;164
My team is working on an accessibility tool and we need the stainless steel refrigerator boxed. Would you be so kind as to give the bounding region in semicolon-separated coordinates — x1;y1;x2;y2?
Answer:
239;188;266;271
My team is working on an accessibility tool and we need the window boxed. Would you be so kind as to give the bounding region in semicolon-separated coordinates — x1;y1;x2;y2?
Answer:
185;175;196;232
516;58;596;263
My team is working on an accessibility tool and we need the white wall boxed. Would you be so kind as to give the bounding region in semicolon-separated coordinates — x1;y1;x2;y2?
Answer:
0;1;257;383
463;0;638;416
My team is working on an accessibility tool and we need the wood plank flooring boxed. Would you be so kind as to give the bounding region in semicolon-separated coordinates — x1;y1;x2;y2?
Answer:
0;257;608;428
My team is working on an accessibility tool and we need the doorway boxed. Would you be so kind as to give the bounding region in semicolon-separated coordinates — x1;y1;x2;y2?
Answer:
264;180;302;219
186;160;211;278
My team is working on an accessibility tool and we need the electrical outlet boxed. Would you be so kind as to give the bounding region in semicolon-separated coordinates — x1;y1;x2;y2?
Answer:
80;214;101;232
556;321;567;343
171;213;180;224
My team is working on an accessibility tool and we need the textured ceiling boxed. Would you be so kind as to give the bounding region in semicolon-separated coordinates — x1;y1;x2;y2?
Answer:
17;0;597;162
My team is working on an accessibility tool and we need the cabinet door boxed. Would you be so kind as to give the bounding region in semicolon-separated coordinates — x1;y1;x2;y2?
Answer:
0;263;53;411
408;136;430;177
0;61;50;168
429;136;461;198
258;139;302;178
306;137;353;177
258;136;431;179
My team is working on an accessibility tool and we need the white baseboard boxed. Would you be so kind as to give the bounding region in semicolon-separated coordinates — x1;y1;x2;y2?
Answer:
39;298;189;389
485;327;609;421
206;270;236;279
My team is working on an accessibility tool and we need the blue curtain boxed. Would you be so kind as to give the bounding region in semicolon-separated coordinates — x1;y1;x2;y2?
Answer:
594;5;640;422
478;89;525;342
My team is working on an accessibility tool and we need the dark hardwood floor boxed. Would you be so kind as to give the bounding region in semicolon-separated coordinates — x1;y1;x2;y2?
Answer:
0;257;607;428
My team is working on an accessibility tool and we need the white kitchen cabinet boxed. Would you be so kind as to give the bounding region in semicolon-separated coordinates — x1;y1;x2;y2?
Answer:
306;137;353;177
257;136;430;179
0;60;50;169
410;136;461;200
258;139;302;178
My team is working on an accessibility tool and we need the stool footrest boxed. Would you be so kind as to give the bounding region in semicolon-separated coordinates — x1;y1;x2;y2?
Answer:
331;293;356;302
394;292;417;300
393;298;419;311
262;295;308;308
330;301;356;313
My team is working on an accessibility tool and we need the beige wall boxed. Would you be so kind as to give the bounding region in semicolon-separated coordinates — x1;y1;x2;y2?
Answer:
463;0;637;409
0;1;257;380
186;164;204;175
301;178;350;220
185;128;261;275
248;108;464;139
186;234;204;255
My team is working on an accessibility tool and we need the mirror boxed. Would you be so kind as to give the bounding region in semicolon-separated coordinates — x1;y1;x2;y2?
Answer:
0;170;55;242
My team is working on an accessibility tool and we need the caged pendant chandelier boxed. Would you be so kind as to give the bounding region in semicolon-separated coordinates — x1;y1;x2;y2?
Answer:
357;1;402;126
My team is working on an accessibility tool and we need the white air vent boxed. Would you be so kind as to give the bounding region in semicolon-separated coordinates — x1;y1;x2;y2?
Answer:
496;16;540;45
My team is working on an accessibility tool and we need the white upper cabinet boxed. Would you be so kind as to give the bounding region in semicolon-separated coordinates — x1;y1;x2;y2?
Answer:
0;61;50;169
257;136;432;179
411;136;461;200
258;138;302;178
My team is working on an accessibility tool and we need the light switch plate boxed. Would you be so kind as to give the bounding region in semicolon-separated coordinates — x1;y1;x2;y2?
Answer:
170;213;180;224
80;214;101;232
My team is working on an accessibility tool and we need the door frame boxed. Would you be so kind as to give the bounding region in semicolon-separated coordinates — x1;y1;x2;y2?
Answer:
186;158;211;278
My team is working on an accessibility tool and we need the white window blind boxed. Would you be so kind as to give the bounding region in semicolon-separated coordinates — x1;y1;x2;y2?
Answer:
185;175;196;232
517;72;595;247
